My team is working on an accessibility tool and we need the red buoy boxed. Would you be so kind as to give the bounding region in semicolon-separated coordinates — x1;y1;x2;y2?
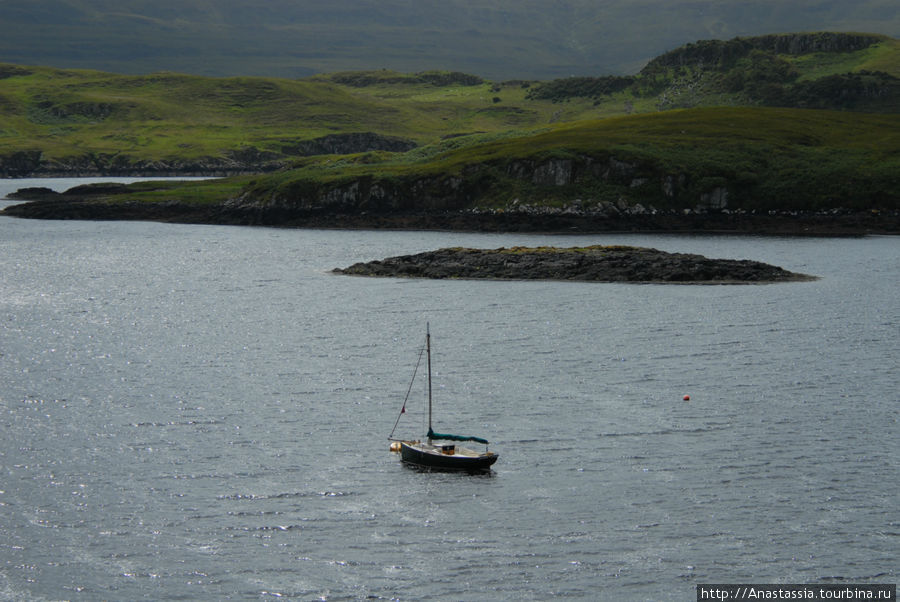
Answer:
683;394;691;401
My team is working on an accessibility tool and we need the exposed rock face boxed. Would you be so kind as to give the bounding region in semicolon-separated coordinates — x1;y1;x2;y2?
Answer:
0;151;43;177
531;159;573;186
333;246;816;283
280;132;417;156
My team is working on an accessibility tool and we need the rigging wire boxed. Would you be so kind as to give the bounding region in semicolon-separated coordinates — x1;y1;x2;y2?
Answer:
388;344;426;440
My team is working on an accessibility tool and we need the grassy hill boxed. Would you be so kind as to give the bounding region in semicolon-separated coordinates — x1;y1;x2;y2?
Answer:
1;32;898;177
2;32;899;231
0;65;601;173
17;107;895;220
229;106;900;213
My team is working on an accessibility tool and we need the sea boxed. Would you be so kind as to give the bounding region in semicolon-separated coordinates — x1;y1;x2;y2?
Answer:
1;178;897;601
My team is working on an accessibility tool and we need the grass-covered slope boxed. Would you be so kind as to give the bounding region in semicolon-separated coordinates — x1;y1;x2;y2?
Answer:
6;106;898;234
1;32;898;177
22;106;890;220
228;107;899;214
2;32;899;233
0;64;598;174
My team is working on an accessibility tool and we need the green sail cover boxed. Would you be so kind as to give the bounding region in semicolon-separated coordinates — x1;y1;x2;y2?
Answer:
428;428;489;445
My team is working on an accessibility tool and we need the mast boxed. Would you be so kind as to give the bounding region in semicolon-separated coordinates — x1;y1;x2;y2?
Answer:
426;322;433;443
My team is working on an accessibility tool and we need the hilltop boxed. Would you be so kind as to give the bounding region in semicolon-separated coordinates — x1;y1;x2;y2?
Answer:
1;1;898;80
530;32;900;112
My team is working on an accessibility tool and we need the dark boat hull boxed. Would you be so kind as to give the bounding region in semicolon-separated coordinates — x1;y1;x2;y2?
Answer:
400;441;498;472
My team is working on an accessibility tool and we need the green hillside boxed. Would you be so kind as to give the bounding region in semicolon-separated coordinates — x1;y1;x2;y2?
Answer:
0;65;598;171
49;107;899;217
2;32;899;229
235;107;900;212
1;32;898;177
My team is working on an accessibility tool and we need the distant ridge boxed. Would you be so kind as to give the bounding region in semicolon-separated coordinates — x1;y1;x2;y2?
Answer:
0;1;898;79
526;33;900;111
642;32;889;71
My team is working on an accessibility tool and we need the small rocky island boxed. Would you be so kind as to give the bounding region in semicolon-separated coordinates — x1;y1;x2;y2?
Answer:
333;245;815;283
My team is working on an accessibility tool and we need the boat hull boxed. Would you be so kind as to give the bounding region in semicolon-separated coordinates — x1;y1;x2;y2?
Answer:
400;441;498;472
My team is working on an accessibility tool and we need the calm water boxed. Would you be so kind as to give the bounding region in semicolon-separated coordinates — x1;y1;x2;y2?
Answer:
1;179;897;600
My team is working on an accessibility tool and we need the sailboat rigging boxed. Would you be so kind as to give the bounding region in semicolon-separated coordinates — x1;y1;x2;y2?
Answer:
389;324;498;472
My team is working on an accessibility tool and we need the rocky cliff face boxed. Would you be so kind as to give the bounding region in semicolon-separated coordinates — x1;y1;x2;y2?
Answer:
0;151;43;178
228;153;712;218
279;132;417;157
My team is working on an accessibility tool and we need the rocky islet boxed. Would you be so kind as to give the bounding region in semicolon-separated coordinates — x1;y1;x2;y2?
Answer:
333;245;816;283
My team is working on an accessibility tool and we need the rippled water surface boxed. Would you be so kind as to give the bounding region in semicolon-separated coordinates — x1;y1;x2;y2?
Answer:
1;179;897;600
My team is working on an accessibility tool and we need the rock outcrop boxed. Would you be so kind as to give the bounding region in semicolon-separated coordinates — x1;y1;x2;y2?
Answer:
280;132;417;156
333;245;816;283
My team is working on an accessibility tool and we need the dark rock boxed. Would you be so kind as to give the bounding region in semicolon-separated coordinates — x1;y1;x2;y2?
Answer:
333;245;816;284
280;132;417;157
0;150;43;177
4;198;898;235
63;183;131;195
6;187;59;200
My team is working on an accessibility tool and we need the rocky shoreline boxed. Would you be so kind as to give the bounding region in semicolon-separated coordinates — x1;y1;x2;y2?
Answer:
3;191;897;236
333;246;816;284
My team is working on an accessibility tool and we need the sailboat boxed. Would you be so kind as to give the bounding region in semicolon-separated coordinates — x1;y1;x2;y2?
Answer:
389;324;498;472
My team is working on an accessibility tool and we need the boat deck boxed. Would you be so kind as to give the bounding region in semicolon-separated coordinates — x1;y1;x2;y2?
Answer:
414;442;487;458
